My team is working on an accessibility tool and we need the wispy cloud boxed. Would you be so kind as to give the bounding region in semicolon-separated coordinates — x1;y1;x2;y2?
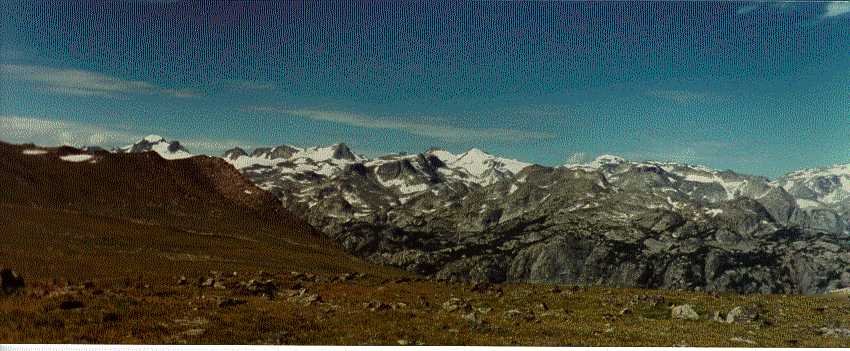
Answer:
646;90;716;104
225;80;277;91
737;1;850;20
161;88;203;98
249;107;555;142
824;1;850;18
0;64;202;99
0;115;138;147
0;115;248;155
736;4;762;15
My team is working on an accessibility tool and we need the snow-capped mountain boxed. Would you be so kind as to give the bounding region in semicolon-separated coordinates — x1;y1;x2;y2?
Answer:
118;135;193;160
216;143;850;293
427;148;530;186
775;164;850;207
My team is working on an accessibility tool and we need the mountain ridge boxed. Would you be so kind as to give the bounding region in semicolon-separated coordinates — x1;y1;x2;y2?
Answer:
21;135;850;293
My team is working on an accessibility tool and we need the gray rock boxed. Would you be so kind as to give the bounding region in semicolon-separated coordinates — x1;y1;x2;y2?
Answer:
725;306;759;323
0;269;24;294
217;297;246;308
821;327;850;338
671;304;700;320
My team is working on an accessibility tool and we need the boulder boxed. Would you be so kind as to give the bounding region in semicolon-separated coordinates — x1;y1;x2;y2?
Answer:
725;306;759;323
671;304;699;320
0;269;24;294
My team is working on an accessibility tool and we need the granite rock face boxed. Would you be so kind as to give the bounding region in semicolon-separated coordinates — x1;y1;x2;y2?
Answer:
224;146;850;294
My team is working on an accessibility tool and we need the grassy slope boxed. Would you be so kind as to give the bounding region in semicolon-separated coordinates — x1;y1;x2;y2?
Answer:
0;142;404;283
1;274;850;346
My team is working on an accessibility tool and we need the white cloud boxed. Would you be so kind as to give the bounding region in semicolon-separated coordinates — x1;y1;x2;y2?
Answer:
824;1;850;17
0;64;202;99
0;115;248;155
249;107;555;142
0;115;138;147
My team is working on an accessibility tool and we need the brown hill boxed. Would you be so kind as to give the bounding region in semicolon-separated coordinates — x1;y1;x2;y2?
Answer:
0;141;403;284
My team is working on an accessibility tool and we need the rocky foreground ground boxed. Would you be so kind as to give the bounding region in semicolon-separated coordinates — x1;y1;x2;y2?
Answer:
2;268;850;346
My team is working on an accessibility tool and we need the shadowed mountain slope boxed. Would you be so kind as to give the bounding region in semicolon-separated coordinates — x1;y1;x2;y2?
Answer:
0;141;404;283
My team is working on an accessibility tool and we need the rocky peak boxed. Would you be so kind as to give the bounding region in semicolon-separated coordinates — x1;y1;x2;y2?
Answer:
250;147;272;157
223;147;247;160
268;145;300;159
331;143;356;161
121;135;193;160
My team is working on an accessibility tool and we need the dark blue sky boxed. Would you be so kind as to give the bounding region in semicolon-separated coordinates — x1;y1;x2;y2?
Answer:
1;1;848;177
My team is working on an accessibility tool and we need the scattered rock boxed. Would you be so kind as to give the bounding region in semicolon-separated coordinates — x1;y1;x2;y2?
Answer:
336;273;355;282
241;279;278;297
101;312;120;323
711;311;725;323
442;298;471;313
262;331;290;344
288;292;322;306
470;282;491;293
59;299;84;310
730;337;757;345
462;312;481;324
630;294;665;307
619;308;632;316
291;272;317;283
0;269;24;294
726;306;759;323
671;304;699;320
476;306;493;314
820;327;850;338
363;301;391;312
535;302;549;311
177;276;188;285
217;297;246;308
199;277;215;288
174;317;209;327
504;309;522;319
180;329;206;337
280;288;306;298
503;309;536;322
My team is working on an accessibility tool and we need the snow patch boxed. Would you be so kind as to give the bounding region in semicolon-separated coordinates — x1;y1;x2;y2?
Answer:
705;208;724;217
22;149;48;155
143;135;165;143
796;198;823;209
60;154;93;162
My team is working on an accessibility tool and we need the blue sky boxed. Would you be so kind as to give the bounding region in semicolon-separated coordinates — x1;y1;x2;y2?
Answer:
1;1;848;177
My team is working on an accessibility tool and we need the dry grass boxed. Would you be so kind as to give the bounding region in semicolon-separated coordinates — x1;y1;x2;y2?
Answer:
0;204;403;285
2;274;850;346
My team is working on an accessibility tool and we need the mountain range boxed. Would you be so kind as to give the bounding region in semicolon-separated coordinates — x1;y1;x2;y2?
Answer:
28;135;850;294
